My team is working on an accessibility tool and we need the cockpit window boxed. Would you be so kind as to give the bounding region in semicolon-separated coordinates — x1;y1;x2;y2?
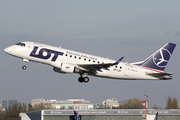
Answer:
16;42;21;45
16;42;25;47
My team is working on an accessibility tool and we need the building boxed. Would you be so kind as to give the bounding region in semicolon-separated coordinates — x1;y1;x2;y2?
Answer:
20;109;180;120
103;98;119;109
2;99;18;109
42;99;93;110
93;103;104;109
31;98;46;107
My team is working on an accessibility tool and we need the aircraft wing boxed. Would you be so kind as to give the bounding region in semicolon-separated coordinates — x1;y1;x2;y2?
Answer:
77;57;124;72
147;72;173;80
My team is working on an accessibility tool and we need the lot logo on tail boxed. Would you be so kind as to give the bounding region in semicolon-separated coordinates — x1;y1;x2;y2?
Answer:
153;48;171;68
136;43;176;72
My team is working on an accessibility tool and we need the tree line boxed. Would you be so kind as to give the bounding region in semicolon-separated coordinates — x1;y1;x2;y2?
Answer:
0;103;51;120
107;97;179;109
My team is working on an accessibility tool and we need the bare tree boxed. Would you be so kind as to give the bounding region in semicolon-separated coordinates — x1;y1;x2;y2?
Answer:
152;104;158;109
3;102;27;120
172;97;178;109
166;96;172;109
120;98;143;109
166;96;178;109
33;103;46;110
28;104;34;112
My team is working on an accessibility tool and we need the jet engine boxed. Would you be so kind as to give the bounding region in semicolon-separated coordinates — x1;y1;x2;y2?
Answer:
53;63;82;74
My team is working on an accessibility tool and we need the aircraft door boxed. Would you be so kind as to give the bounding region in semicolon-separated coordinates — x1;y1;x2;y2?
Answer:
124;63;131;76
34;42;42;47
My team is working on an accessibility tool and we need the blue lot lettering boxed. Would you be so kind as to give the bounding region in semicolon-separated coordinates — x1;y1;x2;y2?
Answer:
30;46;64;61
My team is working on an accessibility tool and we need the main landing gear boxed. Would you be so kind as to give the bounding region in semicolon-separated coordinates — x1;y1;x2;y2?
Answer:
22;59;28;70
78;74;89;83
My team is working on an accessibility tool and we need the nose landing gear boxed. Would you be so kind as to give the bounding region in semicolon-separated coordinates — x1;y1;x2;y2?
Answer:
22;59;28;70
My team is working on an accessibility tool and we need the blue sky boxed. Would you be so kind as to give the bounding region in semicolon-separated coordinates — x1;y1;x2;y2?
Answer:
0;1;180;108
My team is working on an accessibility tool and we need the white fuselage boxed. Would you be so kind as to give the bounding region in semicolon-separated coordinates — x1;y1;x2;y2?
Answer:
4;41;158;80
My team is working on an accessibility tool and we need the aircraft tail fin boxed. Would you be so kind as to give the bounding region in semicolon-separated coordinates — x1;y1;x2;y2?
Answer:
154;112;158;120
134;43;176;73
74;111;80;120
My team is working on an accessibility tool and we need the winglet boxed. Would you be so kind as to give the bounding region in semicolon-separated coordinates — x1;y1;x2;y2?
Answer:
114;57;124;65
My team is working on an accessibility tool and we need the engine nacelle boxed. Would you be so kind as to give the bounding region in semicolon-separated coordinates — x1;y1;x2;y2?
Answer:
53;63;75;74
53;62;83;74
53;67;66;74
61;63;75;74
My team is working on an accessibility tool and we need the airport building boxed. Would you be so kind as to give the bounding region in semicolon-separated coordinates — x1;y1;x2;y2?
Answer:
42;99;94;110
103;98;120;109
20;109;180;120
32;98;46;107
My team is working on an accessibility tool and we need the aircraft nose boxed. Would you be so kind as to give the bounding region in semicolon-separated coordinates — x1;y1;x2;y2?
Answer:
4;47;11;54
4;48;8;53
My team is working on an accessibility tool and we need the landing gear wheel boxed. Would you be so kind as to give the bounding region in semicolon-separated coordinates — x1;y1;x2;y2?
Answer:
84;77;89;83
78;77;84;83
22;66;26;70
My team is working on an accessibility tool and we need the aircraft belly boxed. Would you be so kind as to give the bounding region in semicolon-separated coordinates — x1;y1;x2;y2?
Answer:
95;69;124;79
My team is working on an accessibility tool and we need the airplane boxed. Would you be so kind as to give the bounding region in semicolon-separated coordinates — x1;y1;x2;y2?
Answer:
74;111;80;120
4;41;176;83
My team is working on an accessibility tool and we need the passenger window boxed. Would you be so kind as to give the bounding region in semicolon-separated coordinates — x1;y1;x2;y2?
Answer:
98;61;100;64
79;57;81;59
84;58;86;61
70;55;72;57
74;56;76;58
89;60;91;62
65;54;68;56
93;61;95;63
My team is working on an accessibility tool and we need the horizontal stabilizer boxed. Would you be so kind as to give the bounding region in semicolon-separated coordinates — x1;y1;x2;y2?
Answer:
147;72;173;80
